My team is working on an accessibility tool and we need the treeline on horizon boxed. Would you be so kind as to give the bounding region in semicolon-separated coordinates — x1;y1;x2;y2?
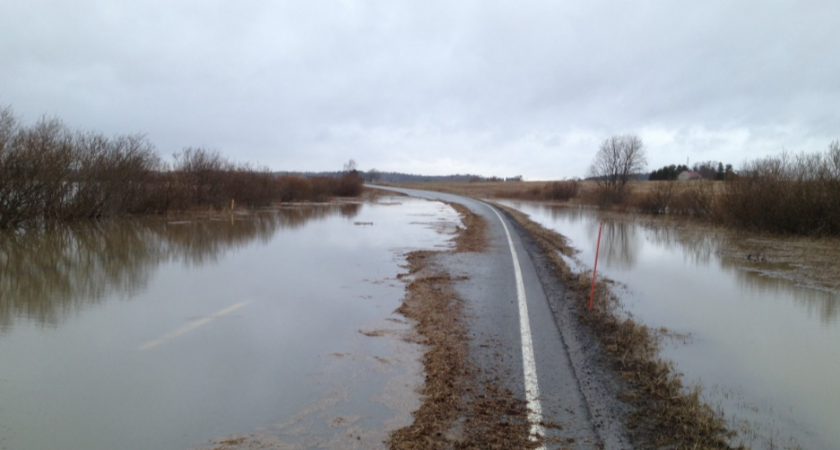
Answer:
0;107;363;229
647;161;736;181
282;170;513;184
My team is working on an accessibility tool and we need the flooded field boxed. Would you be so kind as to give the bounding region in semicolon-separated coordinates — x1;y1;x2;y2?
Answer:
499;201;840;450
0;197;460;450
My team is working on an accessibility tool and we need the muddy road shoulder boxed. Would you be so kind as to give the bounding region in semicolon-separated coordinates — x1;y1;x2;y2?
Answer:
389;196;635;449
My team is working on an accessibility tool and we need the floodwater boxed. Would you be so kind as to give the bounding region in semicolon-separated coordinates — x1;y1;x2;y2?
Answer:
499;201;840;450
0;197;460;450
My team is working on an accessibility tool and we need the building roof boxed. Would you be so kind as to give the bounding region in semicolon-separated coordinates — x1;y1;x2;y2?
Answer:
677;170;704;181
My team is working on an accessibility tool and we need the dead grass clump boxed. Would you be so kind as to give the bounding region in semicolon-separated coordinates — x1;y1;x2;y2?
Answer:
544;180;580;201
497;204;741;449
276;173;364;203
501;180;580;202
389;205;538;450
389;253;468;450
448;203;487;253
635;181;678;215
581;184;623;208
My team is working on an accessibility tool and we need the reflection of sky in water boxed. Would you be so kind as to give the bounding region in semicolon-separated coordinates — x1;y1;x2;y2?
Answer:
499;201;840;450
0;197;458;450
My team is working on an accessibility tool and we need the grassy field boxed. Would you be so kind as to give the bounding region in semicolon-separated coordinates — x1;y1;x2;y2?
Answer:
388;179;719;208
391;167;838;237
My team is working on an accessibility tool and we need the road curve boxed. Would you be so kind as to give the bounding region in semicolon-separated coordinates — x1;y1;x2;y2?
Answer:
374;186;631;450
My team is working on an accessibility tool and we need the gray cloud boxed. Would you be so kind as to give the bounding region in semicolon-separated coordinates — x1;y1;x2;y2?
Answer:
2;0;838;178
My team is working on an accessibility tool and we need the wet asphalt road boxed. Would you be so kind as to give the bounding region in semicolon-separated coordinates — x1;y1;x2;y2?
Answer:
373;186;631;449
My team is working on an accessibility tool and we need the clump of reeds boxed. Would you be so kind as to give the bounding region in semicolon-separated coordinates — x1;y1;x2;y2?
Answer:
491;180;580;202
634;180;720;219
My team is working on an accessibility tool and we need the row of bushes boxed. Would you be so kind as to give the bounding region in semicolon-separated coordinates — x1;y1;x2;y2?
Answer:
276;173;363;202
634;142;840;235
494;180;580;202
0;107;363;229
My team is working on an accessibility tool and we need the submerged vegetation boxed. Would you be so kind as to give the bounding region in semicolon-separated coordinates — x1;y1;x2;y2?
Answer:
0;106;363;229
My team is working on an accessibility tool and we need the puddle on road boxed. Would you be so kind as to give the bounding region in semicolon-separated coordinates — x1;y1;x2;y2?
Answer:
498;201;840;450
0;197;461;450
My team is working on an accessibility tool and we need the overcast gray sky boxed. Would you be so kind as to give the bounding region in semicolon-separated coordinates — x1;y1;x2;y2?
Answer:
2;0;838;179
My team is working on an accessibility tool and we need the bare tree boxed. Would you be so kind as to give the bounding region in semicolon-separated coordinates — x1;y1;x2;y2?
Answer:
365;168;380;183
343;159;358;173
588;134;647;200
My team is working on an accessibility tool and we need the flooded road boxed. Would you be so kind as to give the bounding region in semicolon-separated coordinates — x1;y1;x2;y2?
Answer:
499;201;840;450
0;197;459;450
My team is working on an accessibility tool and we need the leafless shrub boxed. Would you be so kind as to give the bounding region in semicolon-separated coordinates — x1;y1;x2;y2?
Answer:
672;180;717;219
309;177;336;201
277;175;313;202
0;112;74;227
587;184;627;208
635;181;677;214
719;145;840;235
332;172;364;197
172;147;232;209
67;132;161;218
0;105;368;229
223;163;278;208
544;180;579;201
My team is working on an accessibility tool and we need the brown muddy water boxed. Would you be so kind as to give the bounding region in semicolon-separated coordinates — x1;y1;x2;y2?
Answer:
499;201;840;450
0;197;460;450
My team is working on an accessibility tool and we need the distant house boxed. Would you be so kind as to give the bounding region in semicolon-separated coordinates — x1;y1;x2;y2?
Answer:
677;170;703;181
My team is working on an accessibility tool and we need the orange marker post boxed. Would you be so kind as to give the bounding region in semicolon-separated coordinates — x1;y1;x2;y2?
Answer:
589;221;603;310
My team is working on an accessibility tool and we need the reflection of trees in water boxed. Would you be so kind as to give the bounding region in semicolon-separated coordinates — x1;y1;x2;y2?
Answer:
641;223;839;323
0;204;360;330
544;205;594;223
598;221;640;270
730;271;839;324
529;203;839;323
641;226;719;267
541;205;641;270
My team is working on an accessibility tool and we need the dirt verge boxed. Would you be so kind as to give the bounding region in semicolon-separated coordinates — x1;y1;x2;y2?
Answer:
388;203;542;450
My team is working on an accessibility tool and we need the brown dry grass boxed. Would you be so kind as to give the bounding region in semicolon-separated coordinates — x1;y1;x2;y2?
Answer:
388;181;556;200
498;205;742;450
389;180;715;203
397;160;840;237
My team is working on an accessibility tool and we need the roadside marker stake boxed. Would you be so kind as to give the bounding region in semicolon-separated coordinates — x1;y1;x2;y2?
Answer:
486;205;546;448
589;221;603;310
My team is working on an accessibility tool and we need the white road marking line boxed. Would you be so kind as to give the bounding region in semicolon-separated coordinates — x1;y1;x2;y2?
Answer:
138;300;251;351
486;205;546;446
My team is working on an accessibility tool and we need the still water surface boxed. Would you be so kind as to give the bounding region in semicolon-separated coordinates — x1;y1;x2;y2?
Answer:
500;201;840;450
0;198;458;450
